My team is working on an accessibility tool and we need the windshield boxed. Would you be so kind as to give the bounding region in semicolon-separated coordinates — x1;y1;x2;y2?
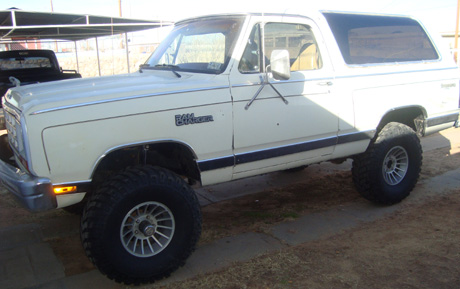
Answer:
144;16;245;74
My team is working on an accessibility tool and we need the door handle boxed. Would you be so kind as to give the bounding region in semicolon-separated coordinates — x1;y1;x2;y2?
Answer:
318;81;333;86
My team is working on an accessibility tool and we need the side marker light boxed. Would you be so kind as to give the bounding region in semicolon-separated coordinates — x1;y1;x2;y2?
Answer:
53;186;77;194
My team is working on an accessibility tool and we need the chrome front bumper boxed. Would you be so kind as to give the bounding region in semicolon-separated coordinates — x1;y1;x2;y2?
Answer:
0;156;56;212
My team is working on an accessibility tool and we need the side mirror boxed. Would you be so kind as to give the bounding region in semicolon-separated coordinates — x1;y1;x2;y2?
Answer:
270;50;290;80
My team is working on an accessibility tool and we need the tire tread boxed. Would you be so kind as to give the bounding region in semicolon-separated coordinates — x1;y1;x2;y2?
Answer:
81;166;201;285
352;122;422;205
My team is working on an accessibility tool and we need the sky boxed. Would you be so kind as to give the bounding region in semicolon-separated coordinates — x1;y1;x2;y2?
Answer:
0;0;458;33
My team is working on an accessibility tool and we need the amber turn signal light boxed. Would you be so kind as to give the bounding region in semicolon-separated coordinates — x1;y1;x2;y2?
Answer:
53;186;77;194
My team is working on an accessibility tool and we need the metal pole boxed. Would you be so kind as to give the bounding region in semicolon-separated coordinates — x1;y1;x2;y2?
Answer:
74;41;80;73
95;37;101;76
455;0;460;62
125;33;130;73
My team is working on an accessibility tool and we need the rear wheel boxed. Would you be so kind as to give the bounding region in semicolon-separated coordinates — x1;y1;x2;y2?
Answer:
81;166;202;285
352;122;422;205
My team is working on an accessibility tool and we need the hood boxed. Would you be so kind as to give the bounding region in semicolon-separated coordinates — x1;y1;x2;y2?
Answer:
5;70;224;115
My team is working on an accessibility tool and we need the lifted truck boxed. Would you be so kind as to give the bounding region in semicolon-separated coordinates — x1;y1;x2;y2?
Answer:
0;11;458;284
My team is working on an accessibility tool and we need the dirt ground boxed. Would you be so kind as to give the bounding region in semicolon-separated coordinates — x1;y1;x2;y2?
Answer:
0;131;459;288
162;191;460;289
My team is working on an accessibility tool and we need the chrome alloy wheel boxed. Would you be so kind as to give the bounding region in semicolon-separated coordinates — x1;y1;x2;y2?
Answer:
382;146;409;186
120;201;175;257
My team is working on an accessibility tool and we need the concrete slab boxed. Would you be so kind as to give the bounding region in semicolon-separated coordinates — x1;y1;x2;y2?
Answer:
28;243;66;284
158;232;286;285
270;200;405;246
35;270;124;289
34;280;67;289
0;243;65;289
0;223;42;251
271;208;360;246
338;202;401;222
422;131;453;152
0;246;37;289
59;270;123;289
271;166;460;247
405;169;460;208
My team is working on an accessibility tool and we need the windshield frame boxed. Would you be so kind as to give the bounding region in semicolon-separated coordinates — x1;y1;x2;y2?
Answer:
143;15;246;75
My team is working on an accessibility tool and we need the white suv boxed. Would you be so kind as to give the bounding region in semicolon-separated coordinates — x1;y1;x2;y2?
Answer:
0;11;458;284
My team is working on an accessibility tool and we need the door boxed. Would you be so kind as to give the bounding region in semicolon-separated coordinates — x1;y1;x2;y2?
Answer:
230;17;339;177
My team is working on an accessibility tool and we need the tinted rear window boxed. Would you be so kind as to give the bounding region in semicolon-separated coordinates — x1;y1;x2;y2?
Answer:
0;56;53;71
323;13;439;65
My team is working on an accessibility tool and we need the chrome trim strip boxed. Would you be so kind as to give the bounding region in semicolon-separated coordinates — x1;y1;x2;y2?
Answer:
232;68;457;88
345;59;442;68
337;129;375;138
52;179;92;187
30;85;230;115
3;101;21;120
231;76;334;88
273;77;334;85
334;66;459;80
231;82;261;89
426;112;460;127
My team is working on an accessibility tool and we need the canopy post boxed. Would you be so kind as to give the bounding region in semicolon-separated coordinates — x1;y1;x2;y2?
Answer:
455;0;460;63
125;32;130;73
95;37;101;76
74;41;80;73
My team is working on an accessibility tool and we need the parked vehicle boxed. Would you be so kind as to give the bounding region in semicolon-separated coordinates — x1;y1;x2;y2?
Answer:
0;11;458;284
0;49;81;97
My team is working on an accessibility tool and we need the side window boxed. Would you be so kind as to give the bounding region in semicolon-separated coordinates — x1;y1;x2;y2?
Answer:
323;13;439;65
239;24;261;73
264;23;322;72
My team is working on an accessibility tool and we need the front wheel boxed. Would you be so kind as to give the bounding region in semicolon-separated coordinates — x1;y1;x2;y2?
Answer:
352;122;422;205
81;166;202;285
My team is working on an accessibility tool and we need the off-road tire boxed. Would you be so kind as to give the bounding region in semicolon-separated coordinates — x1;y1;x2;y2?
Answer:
80;165;202;285
352;122;422;205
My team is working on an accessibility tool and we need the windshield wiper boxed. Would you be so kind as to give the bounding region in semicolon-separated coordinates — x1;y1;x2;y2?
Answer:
154;64;182;78
139;63;150;73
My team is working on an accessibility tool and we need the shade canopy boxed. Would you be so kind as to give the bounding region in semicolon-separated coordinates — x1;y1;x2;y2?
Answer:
0;9;173;41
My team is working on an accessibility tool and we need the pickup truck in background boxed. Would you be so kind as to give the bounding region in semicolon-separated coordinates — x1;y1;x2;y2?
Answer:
0;11;458;285
0;49;81;153
0;49;81;97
